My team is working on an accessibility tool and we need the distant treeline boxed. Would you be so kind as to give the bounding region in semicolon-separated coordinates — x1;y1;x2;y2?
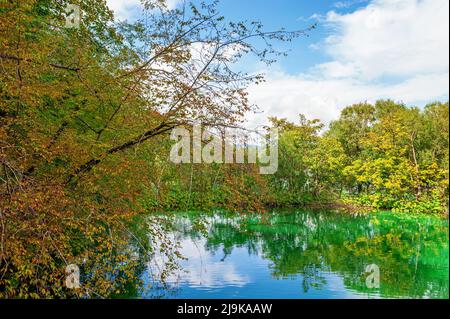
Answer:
146;100;449;215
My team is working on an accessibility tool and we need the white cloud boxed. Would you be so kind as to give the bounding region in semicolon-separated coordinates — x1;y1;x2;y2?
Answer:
107;0;141;21
150;236;251;288
325;0;449;79
107;0;182;21
166;0;183;9
247;71;449;128
173;238;251;288
246;0;449;128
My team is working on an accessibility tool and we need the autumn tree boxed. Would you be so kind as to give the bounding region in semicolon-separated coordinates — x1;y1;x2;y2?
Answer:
0;0;312;297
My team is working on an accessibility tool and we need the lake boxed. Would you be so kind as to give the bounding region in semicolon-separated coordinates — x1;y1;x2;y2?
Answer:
135;210;449;299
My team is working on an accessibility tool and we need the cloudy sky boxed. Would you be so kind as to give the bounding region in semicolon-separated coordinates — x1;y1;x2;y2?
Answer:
107;0;449;128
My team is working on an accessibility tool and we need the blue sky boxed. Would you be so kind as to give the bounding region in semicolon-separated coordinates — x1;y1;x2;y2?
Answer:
107;0;449;128
212;0;370;74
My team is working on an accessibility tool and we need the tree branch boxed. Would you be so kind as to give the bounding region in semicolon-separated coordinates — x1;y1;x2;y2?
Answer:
0;54;80;72
67;122;178;183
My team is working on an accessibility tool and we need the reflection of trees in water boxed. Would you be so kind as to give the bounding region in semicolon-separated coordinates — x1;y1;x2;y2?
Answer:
180;211;448;298
119;214;187;299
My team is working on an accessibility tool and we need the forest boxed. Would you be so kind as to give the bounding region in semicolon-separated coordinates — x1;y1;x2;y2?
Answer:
0;0;448;298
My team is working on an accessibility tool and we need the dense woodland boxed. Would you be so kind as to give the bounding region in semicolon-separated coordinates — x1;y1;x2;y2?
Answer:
155;101;449;215
0;0;448;298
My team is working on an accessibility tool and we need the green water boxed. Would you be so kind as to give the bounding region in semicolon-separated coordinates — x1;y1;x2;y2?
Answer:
138;210;449;299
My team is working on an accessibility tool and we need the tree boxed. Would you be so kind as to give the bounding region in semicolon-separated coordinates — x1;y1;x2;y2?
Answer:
0;0;312;297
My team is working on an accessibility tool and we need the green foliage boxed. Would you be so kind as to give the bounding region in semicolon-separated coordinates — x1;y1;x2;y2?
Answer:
266;100;448;214
155;100;449;215
338;101;449;214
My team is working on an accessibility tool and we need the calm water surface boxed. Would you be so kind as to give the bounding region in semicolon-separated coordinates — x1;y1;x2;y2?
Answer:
137;210;449;299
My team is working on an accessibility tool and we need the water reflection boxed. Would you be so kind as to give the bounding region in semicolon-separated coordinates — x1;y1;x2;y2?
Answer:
140;211;449;299
172;237;251;288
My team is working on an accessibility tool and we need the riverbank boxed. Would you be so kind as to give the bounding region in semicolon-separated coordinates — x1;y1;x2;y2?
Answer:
305;200;449;217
